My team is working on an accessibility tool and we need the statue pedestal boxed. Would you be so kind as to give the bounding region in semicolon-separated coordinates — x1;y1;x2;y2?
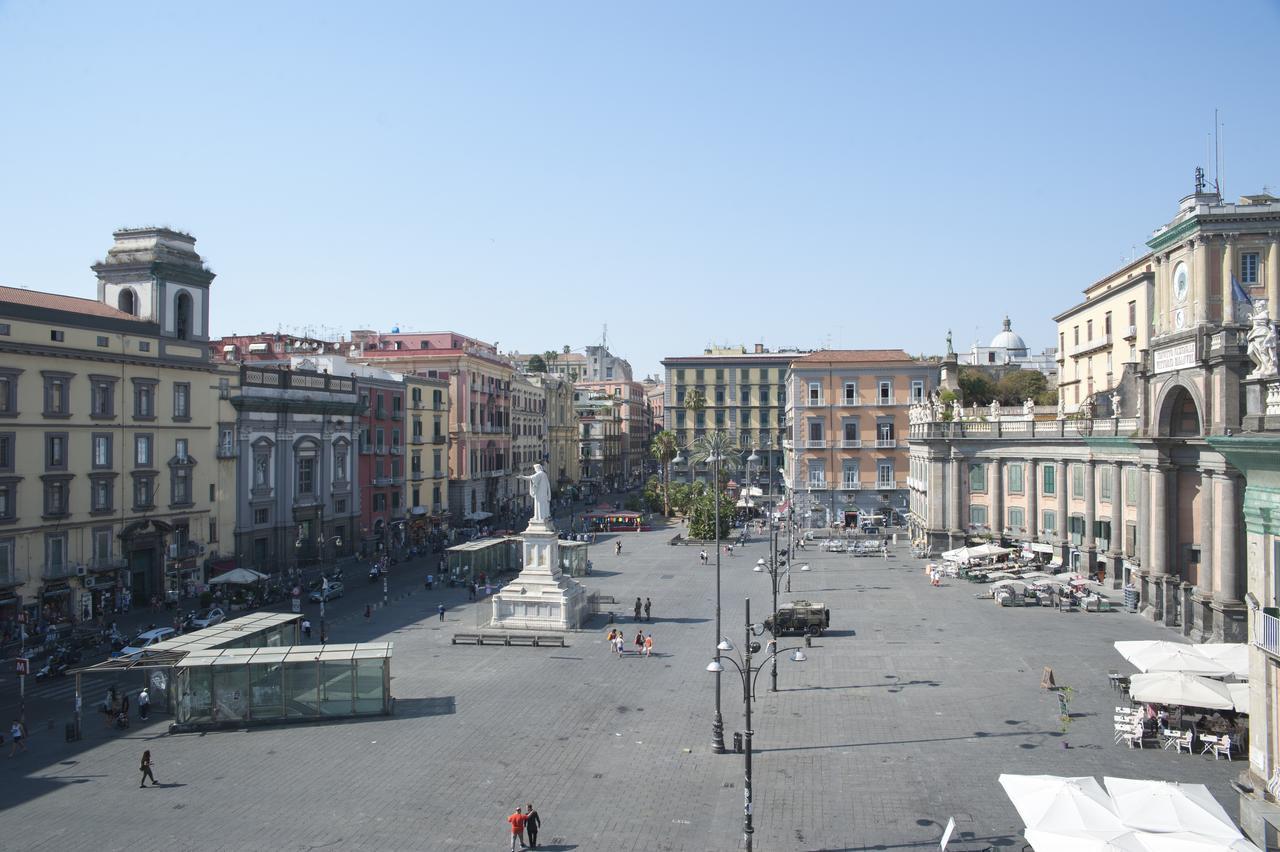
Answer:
491;520;587;631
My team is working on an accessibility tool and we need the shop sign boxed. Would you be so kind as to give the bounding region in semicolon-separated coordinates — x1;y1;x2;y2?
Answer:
1153;341;1197;374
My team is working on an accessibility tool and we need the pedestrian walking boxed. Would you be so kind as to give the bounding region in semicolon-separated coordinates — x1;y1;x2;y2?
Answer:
138;687;150;721
507;805;527;851
633;597;642;621
606;627;617;654
643;633;654;657
615;540;622;556
437;602;446;622
121;693;131;728
525;803;541;848
468;581;476;601
425;573;434;590
699;549;707;565
614;633;626;656
139;749;157;787
643;598;651;621
302;618;312;639
634;629;644;655
364;603;372;621
8;719;26;756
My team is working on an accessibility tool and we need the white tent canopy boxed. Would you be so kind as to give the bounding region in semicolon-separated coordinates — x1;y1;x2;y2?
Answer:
1104;777;1242;840
1114;641;1235;677
998;774;1125;837
208;567;268;585
1127;672;1234;711
942;543;1013;563
1194;644;1249;679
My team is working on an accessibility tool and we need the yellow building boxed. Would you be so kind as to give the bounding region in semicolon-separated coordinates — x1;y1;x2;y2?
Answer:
528;373;580;490
0;227;220;625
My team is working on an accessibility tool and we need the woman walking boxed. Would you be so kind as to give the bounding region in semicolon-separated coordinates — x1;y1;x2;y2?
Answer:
139;749;158;787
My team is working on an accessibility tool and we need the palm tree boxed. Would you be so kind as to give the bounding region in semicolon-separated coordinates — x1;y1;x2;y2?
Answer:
650;430;678;516
691;429;740;488
682;389;708;484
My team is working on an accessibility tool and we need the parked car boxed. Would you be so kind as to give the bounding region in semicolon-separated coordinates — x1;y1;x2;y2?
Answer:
114;627;177;657
819;539;847;553
860;524;880;535
309;581;345;603
190;607;226;629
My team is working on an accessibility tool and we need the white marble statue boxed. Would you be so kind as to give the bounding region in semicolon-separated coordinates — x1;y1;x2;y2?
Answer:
1110;391;1122;418
1080;396;1094;420
1247;299;1279;378
951;399;963;421
988;399;1000;421
1022;398;1034;418
1136;391;1143;423
517;463;552;524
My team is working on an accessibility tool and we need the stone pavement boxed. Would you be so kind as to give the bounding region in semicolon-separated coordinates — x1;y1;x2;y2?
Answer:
0;524;1242;851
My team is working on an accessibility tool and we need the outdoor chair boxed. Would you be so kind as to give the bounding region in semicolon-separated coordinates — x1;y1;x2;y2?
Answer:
1199;734;1223;757
1173;730;1195;754
1121;723;1146;749
1211;735;1233;760
1159;728;1181;750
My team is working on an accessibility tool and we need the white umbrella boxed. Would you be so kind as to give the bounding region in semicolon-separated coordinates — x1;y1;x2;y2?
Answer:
990;579;1028;592
1127;672;1234;711
1114;641;1233;677
1227;682;1250;714
1105;777;1242;841
1133;832;1262;851
970;542;1013;558
208;567;269;585
999;774;1125;837
1195;644;1248;679
986;571;1018;581
1024;828;1147;851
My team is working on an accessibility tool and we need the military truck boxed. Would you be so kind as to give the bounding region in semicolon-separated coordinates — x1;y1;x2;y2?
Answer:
764;600;831;636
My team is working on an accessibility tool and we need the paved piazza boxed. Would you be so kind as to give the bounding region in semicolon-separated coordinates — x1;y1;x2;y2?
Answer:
0;524;1240;851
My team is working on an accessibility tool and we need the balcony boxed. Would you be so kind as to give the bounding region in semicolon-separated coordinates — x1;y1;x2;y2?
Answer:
1254;610;1280;658
1123;324;1138;341
840;397;861;407
806;479;827;489
875;439;898;449
432;435;446;444
410;470;425;482
216;442;236;459
876;480;899;490
1069;333;1112;358
167;541;205;561
390;446;404;455
43;562;78;580
373;475;393;487
805;439;827;449
411;434;425;445
840;440;862;449
840;480;862;490
801;397;825;408
431;470;447;479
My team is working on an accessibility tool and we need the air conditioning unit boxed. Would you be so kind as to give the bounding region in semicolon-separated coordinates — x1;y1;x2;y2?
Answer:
76;564;87;576
83;575;97;588
1127;325;1137;337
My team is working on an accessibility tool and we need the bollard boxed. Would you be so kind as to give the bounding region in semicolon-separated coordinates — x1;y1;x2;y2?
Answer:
733;731;743;753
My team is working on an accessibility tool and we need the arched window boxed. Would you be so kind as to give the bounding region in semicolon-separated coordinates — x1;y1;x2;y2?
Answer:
118;289;136;315
1168;389;1201;437
174;291;193;340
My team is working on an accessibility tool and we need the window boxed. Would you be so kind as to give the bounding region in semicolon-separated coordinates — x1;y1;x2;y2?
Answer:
841;460;859;488
1086;319;1093;341
808;382;821;405
877;461;894;488
910;380;925;403
876;421;894;444
90;377;115;418
44;479;69;516
135;434;153;467
1128;300;1137;328
93;528;112;563
1071;464;1084;498
1125;522;1137;556
1104;312;1111;336
0;433;11;473
373;493;387;512
969;505;988;527
50;329;65;342
1041;509;1057;534
334;498;347;514
1099;466;1112;501
807;420;823;443
433;449;442;474
174;291;192;340
0;372;16;415
1069;514;1085;545
334;442;348;482
0;324;8;335
0;484;13;521
132;476;154;509
208;518;218;544
92;433;112;469
1241;252;1260;285
97;335;109;348
1125;468;1139;506
843;382;858;404
298;456;315;495
807;459;825;488
43;372;71;417
173;383;190;420
843;420;859;443
1008;506;1025;531
219;427;234;457
0;538;11;581
91;477;113;512
138;341;150;352
1007;463;1024;494
45;433;67;470
968;463;986;492
175;438;188;462
1073;326;1079;346
878;381;892;404
171;466;191;506
253;507;270;525
45;532;67;571
133;379;157;419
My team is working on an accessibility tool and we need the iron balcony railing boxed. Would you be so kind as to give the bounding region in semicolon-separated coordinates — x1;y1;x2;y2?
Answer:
1254;610;1280;658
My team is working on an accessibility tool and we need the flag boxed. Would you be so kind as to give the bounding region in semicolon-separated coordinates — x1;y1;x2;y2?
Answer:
1232;273;1252;306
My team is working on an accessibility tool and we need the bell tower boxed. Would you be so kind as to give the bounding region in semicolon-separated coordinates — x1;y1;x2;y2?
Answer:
93;227;215;346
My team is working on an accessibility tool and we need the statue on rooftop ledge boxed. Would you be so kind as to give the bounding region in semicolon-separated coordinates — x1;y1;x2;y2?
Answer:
945;329;954;356
1247;299;1278;379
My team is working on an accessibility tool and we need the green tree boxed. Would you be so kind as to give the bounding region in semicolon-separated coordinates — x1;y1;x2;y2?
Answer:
689;487;734;540
938;389;958;421
669;481;694;516
996;370;1048;405
543;350;559;372
1036;388;1059;407
649;430;679;516
958;368;998;406
527;354;548;373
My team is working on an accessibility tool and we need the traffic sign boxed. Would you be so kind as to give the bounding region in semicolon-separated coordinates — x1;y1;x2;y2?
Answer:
15;657;29;675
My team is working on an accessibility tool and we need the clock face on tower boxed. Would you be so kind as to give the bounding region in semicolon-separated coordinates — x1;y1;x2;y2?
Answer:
1172;261;1189;304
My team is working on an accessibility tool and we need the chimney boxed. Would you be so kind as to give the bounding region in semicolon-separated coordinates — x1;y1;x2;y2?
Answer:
754;343;764;354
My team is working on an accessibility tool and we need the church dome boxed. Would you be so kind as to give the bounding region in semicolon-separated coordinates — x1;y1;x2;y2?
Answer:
989;316;1028;355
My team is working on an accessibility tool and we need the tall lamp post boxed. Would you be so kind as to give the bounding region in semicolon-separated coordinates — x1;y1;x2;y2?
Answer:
707;598;808;852
754;546;810;691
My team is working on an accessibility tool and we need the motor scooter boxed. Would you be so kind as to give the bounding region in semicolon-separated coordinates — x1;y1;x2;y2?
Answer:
368;564;382;583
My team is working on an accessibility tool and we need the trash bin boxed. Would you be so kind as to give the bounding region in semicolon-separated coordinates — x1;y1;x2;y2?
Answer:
732;732;743;754
64;722;77;742
1123;585;1139;613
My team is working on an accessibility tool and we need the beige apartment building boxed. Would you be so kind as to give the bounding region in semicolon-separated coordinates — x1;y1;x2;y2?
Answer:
528;373;579;490
0;228;221;625
784;350;938;528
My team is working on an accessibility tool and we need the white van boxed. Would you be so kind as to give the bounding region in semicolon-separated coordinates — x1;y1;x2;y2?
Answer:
114;627;176;657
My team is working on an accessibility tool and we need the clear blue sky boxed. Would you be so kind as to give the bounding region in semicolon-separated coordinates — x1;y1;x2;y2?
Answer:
1;1;1277;378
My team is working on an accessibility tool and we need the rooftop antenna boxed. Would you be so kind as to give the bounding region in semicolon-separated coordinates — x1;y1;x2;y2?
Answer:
1217;110;1225;200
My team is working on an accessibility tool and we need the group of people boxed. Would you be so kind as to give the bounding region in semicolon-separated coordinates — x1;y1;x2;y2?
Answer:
606;627;654;657
632;597;652;621
506;803;542;850
100;686;150;729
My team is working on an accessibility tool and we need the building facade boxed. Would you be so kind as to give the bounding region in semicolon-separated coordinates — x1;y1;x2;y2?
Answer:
785;350;937;528
510;371;544;517
957;316;1058;383
0;227;226;627
528;373;579;490
661;345;799;496
576;392;622;494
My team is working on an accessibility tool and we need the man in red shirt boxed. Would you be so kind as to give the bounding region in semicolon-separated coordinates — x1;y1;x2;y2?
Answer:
507;806;527;851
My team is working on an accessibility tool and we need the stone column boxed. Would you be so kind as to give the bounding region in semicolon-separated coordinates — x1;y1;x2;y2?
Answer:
1153;255;1166;336
1269;236;1280;320
1221;235;1237;323
1027;460;1039;541
948;455;963;542
1083;460;1097;567
1198;469;1216;599
1215;472;1241;603
1194;236;1211;324
1137;463;1151;573
1056;460;1068;559
1109;462;1124;586
1150;465;1170;576
990;459;1003;537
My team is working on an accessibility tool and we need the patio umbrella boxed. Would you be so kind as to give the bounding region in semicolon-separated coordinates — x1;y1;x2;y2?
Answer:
998;774;1125;837
1104;778;1241;840
1127;672;1234;711
990;579;1028;593
1226;683;1250;714
1194;644;1248;679
1024;828;1147;851
1132;832;1262;851
208;567;268;585
1114;641;1233;677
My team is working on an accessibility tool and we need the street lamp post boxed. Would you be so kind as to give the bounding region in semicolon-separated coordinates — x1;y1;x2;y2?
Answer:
755;548;810;692
707;598;808;851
